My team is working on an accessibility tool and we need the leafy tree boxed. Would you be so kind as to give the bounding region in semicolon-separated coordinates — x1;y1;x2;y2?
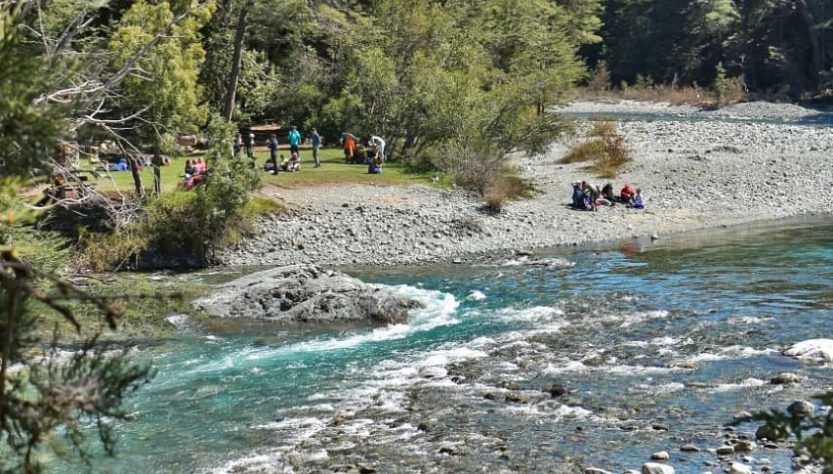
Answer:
0;10;64;177
108;0;215;151
597;0;833;97
0;6;153;472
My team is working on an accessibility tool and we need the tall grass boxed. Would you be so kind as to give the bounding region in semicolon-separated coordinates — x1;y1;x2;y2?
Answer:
561;121;630;178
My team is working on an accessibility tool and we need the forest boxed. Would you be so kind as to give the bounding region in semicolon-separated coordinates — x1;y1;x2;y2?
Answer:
5;0;833;174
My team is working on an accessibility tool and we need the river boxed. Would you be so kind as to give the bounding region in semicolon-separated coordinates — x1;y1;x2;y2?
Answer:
63;218;833;473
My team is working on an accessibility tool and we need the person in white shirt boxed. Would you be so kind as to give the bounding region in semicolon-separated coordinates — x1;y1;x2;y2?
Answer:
370;135;386;163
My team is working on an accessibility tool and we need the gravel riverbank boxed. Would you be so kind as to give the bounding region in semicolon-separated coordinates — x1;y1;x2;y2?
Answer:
223;101;833;267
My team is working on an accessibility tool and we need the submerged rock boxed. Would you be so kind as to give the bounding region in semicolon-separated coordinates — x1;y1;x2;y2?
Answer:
755;424;779;441
716;446;735;456
192;265;422;325
770;372;802;385
735;440;756;453
651;451;670;461
787;400;815;417
549;383;570;398
784;339;833;365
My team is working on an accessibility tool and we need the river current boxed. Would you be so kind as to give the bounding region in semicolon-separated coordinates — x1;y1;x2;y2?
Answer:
71;219;833;473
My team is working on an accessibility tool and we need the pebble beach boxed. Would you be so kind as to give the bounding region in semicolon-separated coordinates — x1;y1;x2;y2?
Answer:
223;101;833;267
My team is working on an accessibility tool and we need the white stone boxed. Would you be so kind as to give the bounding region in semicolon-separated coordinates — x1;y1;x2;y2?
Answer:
584;468;614;474
651;451;670;461
642;462;675;474
784;339;833;364
729;462;752;474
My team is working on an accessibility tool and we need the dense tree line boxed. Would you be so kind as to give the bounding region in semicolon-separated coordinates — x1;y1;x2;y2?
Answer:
590;0;833;98
0;0;605;164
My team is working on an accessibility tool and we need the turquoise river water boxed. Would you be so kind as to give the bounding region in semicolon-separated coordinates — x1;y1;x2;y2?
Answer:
61;219;833;473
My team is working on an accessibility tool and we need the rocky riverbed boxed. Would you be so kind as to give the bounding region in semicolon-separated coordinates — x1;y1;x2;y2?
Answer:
223;101;833;267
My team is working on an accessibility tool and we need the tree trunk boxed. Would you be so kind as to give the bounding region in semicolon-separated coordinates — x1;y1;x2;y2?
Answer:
128;156;144;198
795;0;823;85
223;0;252;121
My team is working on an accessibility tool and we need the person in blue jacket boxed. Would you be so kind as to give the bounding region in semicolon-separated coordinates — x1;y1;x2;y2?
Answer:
288;126;301;157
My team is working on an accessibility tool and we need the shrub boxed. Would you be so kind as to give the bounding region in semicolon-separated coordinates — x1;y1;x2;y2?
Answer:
433;140;506;196
562;139;607;164
561;121;630;178
586;60;612;92
714;62;746;107
483;191;505;214
481;166;535;214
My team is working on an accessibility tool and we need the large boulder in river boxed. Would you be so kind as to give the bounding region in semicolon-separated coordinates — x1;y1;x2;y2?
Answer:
192;265;422;325
784;339;833;365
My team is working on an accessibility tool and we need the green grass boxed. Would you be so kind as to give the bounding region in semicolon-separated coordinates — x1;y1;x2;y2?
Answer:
90;148;438;194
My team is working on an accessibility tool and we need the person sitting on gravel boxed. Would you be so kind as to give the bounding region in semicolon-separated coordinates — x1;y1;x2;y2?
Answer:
602;183;615;202
571;182;585;210
630;188;645;209
582;181;600;211
620;183;635;204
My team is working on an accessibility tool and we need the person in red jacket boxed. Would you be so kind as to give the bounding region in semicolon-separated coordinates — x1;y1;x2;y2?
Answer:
620;183;635;204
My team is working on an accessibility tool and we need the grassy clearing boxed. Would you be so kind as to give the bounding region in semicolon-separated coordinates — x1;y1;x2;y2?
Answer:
90;148;437;195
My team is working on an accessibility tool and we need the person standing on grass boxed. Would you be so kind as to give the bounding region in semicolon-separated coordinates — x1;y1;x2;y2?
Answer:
310;128;322;168
245;131;255;158
267;134;279;174
288;125;301;158
341;128;357;163
233;133;243;158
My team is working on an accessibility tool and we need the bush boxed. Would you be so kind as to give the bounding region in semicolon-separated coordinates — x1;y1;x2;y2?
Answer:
562;121;630;178
562;139;608;164
482;169;535;214
586;60;612;92
714;62;746;107
431;140;534;214
433;140;506;196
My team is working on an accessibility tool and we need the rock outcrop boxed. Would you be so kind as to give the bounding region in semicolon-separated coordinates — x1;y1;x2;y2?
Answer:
192;265;422;325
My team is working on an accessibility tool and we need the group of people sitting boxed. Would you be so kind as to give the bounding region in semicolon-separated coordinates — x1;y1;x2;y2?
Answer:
342;130;385;174
263;152;301;174
571;181;644;211
181;158;209;190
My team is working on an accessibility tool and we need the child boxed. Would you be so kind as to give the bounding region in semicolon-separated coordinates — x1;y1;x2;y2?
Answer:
631;188;645;209
288;151;301;172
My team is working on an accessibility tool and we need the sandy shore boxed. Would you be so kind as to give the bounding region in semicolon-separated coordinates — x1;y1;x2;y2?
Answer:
223;101;833;267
